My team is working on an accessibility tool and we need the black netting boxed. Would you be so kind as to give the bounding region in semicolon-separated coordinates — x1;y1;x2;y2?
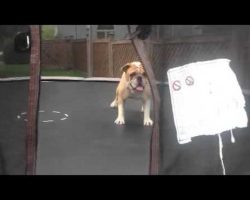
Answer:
141;25;250;175
0;25;31;174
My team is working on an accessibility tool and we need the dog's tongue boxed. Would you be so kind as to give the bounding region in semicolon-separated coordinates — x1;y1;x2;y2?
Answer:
136;86;144;92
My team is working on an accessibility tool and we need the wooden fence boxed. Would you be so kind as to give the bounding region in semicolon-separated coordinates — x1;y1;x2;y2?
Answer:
41;34;250;88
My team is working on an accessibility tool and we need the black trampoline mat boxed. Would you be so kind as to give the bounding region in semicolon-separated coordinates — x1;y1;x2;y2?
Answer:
2;80;249;175
36;81;152;175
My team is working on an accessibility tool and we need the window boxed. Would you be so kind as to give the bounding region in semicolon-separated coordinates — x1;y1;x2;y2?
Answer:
97;25;114;39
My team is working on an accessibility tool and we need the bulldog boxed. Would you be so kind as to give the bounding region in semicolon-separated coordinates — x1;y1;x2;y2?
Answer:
110;61;153;126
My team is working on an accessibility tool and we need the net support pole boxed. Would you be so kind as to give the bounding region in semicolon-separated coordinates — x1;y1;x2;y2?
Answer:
26;25;41;175
128;25;161;175
87;25;93;77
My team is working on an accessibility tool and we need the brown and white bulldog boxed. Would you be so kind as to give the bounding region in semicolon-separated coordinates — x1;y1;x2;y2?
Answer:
110;61;153;126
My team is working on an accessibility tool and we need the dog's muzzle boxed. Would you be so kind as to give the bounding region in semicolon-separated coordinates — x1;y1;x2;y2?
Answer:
130;76;145;92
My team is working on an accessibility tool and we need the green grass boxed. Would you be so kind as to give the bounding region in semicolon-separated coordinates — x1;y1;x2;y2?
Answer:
41;68;86;77
0;64;87;78
0;64;29;77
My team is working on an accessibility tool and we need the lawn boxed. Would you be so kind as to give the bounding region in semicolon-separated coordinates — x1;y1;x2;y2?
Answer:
41;68;86;77
0;64;30;77
0;64;87;78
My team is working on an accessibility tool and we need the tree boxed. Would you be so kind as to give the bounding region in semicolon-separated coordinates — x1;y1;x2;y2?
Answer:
42;25;58;40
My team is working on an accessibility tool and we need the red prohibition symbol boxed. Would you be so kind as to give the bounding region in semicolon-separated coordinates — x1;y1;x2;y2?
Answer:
185;76;194;86
172;80;181;91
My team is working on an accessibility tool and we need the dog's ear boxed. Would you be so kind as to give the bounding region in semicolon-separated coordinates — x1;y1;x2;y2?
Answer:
121;63;131;72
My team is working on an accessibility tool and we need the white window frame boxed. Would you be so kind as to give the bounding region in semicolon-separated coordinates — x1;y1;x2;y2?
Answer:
96;27;115;39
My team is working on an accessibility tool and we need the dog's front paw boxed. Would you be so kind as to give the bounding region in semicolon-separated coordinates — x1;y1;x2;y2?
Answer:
144;118;153;126
114;117;125;125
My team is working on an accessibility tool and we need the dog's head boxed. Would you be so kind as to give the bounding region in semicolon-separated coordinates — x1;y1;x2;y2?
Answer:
121;61;148;92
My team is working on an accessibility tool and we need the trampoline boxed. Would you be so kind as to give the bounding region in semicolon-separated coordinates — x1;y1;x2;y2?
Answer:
1;25;250;175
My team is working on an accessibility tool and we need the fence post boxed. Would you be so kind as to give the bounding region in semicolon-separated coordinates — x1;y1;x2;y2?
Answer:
108;40;114;77
87;25;93;77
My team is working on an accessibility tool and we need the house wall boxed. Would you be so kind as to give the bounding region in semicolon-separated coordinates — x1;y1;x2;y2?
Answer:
56;25;129;40
53;25;235;41
157;25;203;40
57;25;88;39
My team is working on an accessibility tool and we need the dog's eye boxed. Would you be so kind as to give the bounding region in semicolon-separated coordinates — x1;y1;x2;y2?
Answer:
130;72;136;77
142;72;147;77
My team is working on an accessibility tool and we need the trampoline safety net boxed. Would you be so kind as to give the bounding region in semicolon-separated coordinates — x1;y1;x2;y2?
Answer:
0;25;31;174
141;25;250;175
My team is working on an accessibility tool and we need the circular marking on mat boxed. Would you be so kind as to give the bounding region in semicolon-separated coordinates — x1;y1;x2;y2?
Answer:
42;120;54;123
52;111;61;114
185;76;194;86
172;80;181;91
16;110;69;123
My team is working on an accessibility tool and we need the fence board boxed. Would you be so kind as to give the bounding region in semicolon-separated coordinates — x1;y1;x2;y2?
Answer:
93;41;110;77
72;39;87;73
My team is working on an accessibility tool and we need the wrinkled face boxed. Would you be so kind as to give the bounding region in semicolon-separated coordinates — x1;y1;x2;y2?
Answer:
122;61;148;93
